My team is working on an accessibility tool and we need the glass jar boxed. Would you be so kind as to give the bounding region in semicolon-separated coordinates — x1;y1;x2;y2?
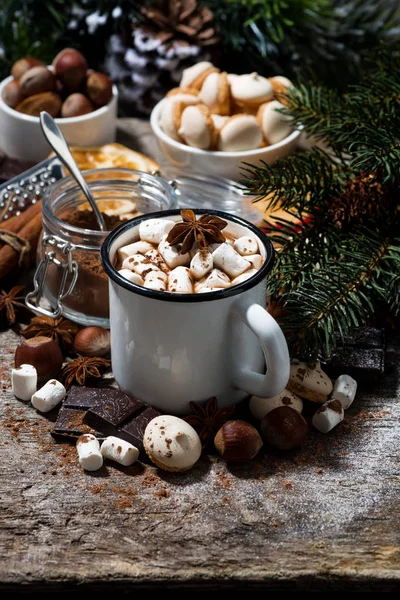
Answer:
26;168;176;327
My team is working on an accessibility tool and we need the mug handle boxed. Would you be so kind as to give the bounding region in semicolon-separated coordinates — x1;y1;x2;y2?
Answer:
233;304;290;398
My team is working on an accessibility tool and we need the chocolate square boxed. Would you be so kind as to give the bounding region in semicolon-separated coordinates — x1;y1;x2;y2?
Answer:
51;407;102;441
63;386;101;409
84;389;144;435
118;407;160;451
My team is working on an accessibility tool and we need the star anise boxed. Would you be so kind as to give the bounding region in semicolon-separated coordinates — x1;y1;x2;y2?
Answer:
60;356;111;389
0;286;26;325
166;209;227;254
184;397;235;447
21;315;79;351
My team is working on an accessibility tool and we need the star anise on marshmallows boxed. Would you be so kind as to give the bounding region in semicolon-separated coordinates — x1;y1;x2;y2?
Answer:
166;209;227;254
184;397;236;448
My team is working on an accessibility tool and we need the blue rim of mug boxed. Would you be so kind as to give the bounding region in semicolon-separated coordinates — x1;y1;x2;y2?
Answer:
101;208;275;303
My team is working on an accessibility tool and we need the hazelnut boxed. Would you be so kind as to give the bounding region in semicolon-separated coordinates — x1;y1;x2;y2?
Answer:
19;66;56;97
15;92;62;118
11;57;44;80
73;327;110;357
61;93;93;118
2;80;24;109
15;336;63;382
214;420;263;463
85;71;113;107
53;48;88;91
260;406;308;450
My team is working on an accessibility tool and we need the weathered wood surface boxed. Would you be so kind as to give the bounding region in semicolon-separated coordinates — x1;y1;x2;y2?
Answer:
0;327;399;592
0;120;399;592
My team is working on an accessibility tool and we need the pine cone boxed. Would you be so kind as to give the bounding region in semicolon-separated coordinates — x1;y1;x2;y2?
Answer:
139;0;219;47
104;0;220;117
328;174;391;231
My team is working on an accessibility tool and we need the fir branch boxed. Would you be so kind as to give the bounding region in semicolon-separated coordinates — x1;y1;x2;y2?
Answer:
279;229;392;359
241;148;351;213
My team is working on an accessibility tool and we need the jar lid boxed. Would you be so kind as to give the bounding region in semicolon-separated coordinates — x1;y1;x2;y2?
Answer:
158;166;264;226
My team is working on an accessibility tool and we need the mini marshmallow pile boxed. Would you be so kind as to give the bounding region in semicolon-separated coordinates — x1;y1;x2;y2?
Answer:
159;60;294;152
117;218;264;294
76;434;139;471
250;361;358;435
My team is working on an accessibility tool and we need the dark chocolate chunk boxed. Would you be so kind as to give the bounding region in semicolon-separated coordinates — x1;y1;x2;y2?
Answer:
51;386;105;441
83;390;160;452
51;407;103;441
118;407;160;451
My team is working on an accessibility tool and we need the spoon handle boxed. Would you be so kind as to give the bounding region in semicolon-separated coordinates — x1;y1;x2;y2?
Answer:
39;111;106;231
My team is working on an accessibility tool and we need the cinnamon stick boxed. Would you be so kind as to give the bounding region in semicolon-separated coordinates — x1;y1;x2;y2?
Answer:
0;211;43;281
0;199;42;234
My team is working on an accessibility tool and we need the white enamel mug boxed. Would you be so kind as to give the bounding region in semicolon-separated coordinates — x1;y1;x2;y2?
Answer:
101;209;290;415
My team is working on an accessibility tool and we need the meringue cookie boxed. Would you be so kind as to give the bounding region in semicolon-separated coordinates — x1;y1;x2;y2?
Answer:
180;61;219;90
287;361;333;403
218;114;263;152
143;415;202;472
269;75;294;99
250;389;303;421
199;71;230;115
178;104;217;149
257;100;293;145
159;94;199;140
230;72;274;109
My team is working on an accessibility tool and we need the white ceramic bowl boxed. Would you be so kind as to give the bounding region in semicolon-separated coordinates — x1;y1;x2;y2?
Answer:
150;99;301;181
0;71;118;161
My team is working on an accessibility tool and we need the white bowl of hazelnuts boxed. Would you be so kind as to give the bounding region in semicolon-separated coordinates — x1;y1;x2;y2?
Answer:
0;48;118;162
150;62;301;181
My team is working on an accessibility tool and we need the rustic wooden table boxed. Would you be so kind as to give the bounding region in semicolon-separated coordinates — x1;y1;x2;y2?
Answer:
0;120;399;592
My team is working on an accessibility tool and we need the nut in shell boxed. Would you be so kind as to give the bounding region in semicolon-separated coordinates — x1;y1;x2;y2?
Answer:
19;66;56;97
73;327;110;357
15;92;62;117
214;419;263;463
260;406;308;450
86;71;113;107
2;80;24;109
14;336;63;382
61;93;93;118
53;48;88;91
11;57;44;80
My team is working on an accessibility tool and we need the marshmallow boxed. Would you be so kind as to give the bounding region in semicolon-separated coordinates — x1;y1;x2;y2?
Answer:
250;389;303;421
145;248;169;272
287;361;333;403
197;268;231;291
143;270;168;291
117;269;144;286
101;436;139;466
168;266;193;293
233;235;259;256
212;243;251;278
117;240;154;262
231;268;258;286
218;114;263;152
12;364;37;401
76;434;103;471
312;399;344;433
199;71;230;115
190;250;213;280
158;237;190;269
230;72;274;108
257;100;293;145
246;254;264;270
332;374;357;410
139;219;175;244
31;379;66;413
180;61;218;90
143;415;202;472
122;254;160;276
178;104;217;149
